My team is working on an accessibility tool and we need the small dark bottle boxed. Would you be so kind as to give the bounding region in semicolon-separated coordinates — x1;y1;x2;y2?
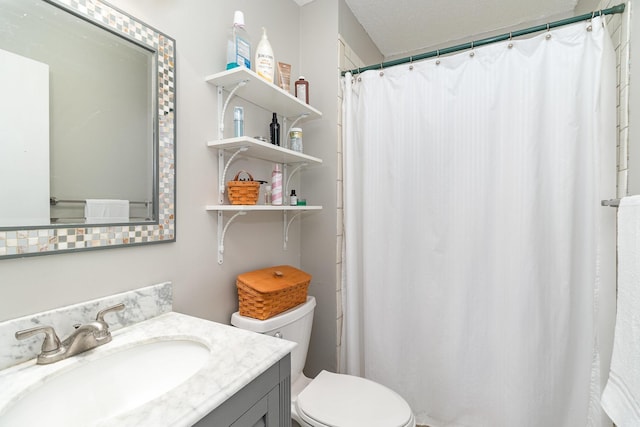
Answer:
270;113;280;146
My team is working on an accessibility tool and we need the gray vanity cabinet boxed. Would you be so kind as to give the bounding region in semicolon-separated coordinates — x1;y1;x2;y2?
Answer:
194;354;291;427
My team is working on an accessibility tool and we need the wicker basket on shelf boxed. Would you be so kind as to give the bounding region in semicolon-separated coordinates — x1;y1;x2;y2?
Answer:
227;170;260;205
237;265;311;320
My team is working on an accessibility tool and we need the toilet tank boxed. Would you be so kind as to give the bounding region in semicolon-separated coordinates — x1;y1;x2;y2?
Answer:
231;296;316;381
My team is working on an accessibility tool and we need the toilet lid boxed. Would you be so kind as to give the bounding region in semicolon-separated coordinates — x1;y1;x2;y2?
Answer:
296;370;414;427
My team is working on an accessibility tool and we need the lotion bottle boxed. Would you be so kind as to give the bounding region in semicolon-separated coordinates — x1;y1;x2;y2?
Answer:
255;27;275;83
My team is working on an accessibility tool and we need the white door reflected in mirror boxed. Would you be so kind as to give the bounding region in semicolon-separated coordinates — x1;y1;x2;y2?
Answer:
0;49;50;227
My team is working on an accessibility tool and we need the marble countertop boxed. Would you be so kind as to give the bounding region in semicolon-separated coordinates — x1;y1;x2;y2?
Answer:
0;312;296;426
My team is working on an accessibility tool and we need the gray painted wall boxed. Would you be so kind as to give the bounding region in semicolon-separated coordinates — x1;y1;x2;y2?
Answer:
0;0;344;380
625;1;640;195
299;0;340;377
0;0;307;327
338;0;383;67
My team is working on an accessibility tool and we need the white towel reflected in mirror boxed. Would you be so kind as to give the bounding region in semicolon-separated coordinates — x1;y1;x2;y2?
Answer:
85;199;129;224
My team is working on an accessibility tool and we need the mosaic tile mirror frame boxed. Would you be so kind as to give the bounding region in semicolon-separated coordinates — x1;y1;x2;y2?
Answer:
0;0;176;258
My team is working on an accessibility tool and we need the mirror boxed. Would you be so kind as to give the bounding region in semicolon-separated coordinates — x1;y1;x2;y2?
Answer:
0;0;175;258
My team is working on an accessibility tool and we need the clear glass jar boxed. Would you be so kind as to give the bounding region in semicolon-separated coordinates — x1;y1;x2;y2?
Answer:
289;127;303;153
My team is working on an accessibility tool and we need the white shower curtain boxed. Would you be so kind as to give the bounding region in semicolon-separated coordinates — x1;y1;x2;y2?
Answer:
342;17;616;427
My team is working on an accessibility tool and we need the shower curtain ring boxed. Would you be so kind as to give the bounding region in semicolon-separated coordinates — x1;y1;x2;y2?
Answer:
409;56;414;70
379;63;384;77
587;11;595;31
508;32;513;49
469;41;475;57
546;23;552;39
436;49;441;65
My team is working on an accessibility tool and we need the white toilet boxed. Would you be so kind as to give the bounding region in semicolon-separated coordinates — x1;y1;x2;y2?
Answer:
231;296;416;427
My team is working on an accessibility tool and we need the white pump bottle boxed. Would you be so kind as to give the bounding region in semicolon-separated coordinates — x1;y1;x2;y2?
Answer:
255;27;275;83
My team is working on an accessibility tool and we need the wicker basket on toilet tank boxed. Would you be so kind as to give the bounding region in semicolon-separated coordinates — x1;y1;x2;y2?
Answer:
236;265;311;320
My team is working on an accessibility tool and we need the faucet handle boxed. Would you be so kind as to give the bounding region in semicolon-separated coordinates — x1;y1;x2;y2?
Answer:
15;326;62;354
96;303;125;325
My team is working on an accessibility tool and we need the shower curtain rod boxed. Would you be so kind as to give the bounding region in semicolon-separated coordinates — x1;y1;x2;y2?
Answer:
341;3;625;76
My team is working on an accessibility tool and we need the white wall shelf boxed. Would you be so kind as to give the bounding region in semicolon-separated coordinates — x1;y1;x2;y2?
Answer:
208;136;322;165
205;68;322;120
206;67;323;264
206;205;322;212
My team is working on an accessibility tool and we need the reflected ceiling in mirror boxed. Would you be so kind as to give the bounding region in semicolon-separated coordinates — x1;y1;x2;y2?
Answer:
0;0;175;258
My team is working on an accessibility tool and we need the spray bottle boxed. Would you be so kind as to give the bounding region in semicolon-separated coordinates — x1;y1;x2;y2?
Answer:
271;164;283;205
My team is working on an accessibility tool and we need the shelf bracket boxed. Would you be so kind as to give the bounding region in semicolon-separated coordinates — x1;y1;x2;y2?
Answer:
218;146;249;203
286;113;310;137
283;211;304;250
218;210;247;264
217;80;248;140
285;163;308;198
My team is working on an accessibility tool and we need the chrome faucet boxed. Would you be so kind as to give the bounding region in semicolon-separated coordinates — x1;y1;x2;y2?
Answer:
15;303;125;365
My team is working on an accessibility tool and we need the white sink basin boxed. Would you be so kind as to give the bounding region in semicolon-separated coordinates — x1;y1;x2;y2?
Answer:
0;339;209;426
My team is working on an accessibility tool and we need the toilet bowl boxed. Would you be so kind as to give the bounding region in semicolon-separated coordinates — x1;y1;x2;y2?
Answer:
231;296;415;427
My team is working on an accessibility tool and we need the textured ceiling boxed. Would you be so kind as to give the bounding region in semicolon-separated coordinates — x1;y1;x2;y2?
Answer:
343;0;578;58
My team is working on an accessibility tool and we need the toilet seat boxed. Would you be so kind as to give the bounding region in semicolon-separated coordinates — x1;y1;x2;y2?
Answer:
295;370;415;427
